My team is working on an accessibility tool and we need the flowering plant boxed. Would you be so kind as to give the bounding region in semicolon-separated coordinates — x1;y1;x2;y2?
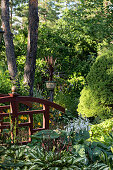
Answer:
64;116;91;134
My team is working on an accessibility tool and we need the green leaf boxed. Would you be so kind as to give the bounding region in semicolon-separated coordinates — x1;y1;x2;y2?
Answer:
29;165;40;170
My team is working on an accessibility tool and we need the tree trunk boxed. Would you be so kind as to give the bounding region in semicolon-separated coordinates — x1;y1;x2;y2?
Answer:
10;0;13;29
1;0;17;80
24;0;39;96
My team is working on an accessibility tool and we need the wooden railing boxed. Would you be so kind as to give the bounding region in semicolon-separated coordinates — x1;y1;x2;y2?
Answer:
0;90;65;144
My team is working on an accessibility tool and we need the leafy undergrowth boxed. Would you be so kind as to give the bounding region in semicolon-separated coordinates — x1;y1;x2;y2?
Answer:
89;118;113;145
0;129;113;170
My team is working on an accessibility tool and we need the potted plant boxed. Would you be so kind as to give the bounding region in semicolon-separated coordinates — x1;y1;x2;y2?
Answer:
45;56;56;91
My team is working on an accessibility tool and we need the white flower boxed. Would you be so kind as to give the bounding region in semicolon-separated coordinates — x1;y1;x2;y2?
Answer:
64;116;90;134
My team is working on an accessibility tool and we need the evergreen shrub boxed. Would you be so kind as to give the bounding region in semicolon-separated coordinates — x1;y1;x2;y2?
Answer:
77;45;113;119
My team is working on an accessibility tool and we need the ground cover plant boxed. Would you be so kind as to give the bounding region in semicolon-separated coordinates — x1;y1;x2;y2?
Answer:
0;116;113;170
0;130;113;169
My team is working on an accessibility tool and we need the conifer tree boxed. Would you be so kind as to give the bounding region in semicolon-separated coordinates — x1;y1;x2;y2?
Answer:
1;0;17;80
24;0;39;96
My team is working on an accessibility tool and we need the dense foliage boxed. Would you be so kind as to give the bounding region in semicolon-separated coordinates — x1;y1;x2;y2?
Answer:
0;127;113;169
90;118;113;144
0;0;113;168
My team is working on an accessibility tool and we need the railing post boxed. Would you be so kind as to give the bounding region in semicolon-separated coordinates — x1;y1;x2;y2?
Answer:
43;105;49;129
0;107;3;133
9;86;19;143
29;113;33;141
0;119;2;142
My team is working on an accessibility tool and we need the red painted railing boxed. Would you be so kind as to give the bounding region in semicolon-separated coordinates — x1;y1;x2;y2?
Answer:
0;91;65;144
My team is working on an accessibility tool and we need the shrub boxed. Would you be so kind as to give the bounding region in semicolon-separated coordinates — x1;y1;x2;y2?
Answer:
77;45;113;119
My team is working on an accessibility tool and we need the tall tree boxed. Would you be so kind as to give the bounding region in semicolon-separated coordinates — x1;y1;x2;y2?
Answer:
1;0;17;80
24;0;39;96
0;0;1;26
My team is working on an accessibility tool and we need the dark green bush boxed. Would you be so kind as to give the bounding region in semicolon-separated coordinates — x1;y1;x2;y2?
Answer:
78;45;113;119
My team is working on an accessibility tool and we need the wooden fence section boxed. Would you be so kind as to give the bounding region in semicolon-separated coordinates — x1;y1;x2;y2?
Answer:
0;92;65;144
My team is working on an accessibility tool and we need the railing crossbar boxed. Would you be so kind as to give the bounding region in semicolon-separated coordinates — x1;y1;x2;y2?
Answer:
0;93;65;144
